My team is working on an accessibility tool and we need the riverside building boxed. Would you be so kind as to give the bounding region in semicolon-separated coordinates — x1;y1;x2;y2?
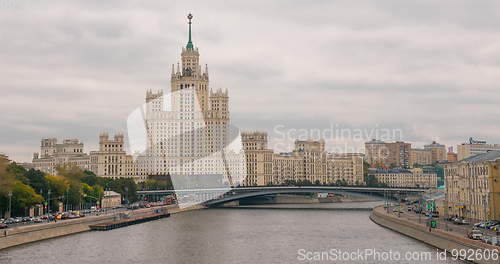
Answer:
135;14;246;188
367;168;437;188
444;151;500;221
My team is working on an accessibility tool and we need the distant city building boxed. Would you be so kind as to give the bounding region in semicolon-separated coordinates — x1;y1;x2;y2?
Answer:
364;139;389;167
242;132;273;186
365;140;411;168
409;148;433;166
386;141;411;167
457;138;500;161
267;138;328;186
368;168;437;188
89;133;143;182
444;151;500;221
293;140;328;184
424;141;447;163
241;133;364;186
32;138;90;174
447;147;458;163
329;153;364;185
273;151;304;185
134;15;246;188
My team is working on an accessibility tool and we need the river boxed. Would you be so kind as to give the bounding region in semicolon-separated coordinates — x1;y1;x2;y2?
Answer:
0;202;461;263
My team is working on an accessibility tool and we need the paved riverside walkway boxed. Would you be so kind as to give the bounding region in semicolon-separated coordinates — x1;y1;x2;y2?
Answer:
371;205;500;264
379;204;500;248
0;204;204;250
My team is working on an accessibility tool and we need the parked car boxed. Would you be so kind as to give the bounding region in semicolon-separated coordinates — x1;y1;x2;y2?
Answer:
0;223;7;229
454;218;469;225
393;208;404;213
476;221;494;229
486;221;500;229
468;229;483;240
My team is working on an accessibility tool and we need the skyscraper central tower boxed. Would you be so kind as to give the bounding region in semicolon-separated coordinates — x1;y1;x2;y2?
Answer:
138;14;243;189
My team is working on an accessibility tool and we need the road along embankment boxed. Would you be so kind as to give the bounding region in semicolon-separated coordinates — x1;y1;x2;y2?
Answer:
370;206;500;264
0;205;203;250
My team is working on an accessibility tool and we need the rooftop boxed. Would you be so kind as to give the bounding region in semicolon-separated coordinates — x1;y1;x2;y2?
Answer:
460;150;500;163
368;168;411;174
365;139;385;144
104;191;121;197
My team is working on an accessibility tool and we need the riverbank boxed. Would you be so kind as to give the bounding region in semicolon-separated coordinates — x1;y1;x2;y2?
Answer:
0;204;203;250
370;205;500;264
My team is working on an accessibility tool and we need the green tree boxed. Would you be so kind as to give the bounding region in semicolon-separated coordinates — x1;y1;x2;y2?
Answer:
82;170;98;186
82;183;103;204
11;181;44;215
24;169;49;197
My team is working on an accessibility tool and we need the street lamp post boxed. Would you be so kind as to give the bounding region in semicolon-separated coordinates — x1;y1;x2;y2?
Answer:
47;189;51;218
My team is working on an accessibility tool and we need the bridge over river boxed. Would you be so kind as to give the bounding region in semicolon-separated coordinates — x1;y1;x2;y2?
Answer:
137;186;429;207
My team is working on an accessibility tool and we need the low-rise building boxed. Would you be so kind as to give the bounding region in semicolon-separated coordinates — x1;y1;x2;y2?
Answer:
101;191;122;208
444;151;500;221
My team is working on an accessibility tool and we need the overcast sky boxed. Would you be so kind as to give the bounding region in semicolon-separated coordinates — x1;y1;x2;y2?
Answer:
2;0;500;162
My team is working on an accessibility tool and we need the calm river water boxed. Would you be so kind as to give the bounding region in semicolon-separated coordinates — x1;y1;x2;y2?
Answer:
0;202;462;264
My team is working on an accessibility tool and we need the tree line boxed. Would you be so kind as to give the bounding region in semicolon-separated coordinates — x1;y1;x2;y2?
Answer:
0;155;139;217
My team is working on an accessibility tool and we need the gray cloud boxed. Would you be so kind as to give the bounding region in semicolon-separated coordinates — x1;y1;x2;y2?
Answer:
1;0;500;161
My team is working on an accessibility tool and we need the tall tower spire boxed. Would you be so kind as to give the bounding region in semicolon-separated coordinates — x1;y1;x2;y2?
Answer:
186;13;194;50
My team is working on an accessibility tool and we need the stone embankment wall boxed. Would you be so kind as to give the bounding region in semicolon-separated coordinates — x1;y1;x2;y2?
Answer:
0;205;201;250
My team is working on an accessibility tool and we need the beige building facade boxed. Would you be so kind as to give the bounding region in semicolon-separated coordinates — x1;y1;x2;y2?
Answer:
368;168;437;188
424;141;447;163
242;134;364;186
135;15;246;188
364;139;389;167
89;133;143;182
242;132;273;186
365;140;411;168
444;151;500;221
101;191;122;208
457;140;500;161
329;153;364;185
32;138;90;175
409;149;433;166
386;141;411;167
